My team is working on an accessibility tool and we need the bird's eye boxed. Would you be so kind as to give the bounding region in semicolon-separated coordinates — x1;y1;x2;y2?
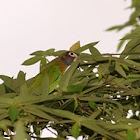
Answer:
68;52;77;57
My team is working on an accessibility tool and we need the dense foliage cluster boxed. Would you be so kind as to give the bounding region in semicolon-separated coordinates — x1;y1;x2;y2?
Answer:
0;0;140;140
0;41;139;140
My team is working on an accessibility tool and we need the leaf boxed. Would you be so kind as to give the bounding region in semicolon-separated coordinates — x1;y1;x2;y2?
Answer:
79;96;123;112
98;72;102;80
0;109;7;115
17;71;28;95
115;62;126;77
81;120;123;139
22;56;42;65
24;105;57;121
41;73;50;96
13;93;58;105
127;129;135;140
0;120;12;136
106;25;123;31
74;98;78;111
52;50;67;56
70;41;80;51
9;105;19;123
120;63;130;71
0;97;13;104
117;39;126;51
40;56;47;67
125;59;140;67
108;64;115;72
4;85;14;93
79;53;95;62
89;46;101;55
0;75;13;88
120;39;140;58
98;63;109;75
37;106;81;121
59;60;79;92
88;101;95;110
122;26;140;40
75;42;99;54
71;123;80;139
0;84;5;95
66;85;85;93
44;49;55;56
30;50;45;56
0;75;17;93
13;120;27;140
30;49;55;56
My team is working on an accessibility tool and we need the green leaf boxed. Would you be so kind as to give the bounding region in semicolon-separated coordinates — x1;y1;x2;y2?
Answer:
98;72;102;80
89;46;101;55
117;39;126;51
9;105;19;123
0;75;13;88
59;60;79;92
115;62;126;77
108;64;115;72
0;84;5;95
106;25;123;31
30;49;55;56
17;71;28;95
127;129;135;140
13;120;28;140
81;118;123;139
71;123;80;139
45;49;55;56
75;42;99;54
125;59;140;67
22;56;42;65
52;50;67;56
88;101;95;110
122;26;140;40
30;50;45;56
120;63;130;71
40;56;47;66
74;98;78;111
120;39;140;58
0;98;13;106
41;73;50;96
24;105;57;121
4;84;15;93
98;64;109;75
17;71;26;85
0;120;12;136
0;109;7;115
66;85;85;93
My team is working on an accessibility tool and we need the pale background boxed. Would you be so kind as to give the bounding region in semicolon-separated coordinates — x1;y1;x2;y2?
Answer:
0;0;131;139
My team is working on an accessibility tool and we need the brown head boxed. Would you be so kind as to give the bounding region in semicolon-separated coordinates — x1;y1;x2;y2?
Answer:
61;51;79;66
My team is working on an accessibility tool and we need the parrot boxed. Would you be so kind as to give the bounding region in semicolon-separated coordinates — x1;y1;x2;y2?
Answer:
29;51;79;93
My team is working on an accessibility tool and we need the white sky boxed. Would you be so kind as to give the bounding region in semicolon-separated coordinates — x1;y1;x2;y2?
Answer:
0;0;131;80
0;1;132;139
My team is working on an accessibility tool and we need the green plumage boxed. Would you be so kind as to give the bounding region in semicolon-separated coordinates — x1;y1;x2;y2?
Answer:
29;51;78;93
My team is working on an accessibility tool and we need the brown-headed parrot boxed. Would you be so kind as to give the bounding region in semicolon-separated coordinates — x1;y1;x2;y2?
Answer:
29;51;79;93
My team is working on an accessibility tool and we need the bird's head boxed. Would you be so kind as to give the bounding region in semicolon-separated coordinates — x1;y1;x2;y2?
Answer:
61;51;79;66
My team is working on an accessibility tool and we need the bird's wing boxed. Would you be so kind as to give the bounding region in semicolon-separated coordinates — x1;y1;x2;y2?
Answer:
47;65;62;92
29;65;61;93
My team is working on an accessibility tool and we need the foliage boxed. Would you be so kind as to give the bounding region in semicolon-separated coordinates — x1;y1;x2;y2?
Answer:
0;1;140;140
0;40;140;140
107;0;140;51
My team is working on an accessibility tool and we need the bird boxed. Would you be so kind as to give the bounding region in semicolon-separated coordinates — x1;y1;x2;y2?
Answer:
29;51;79;93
